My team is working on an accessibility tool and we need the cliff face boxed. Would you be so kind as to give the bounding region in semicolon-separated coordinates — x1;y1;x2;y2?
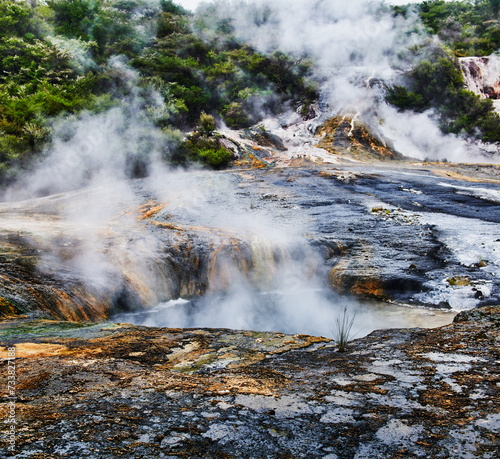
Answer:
459;56;500;112
0;305;498;457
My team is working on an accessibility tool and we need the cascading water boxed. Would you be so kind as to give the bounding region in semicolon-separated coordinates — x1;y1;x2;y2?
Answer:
112;165;500;337
4;156;499;336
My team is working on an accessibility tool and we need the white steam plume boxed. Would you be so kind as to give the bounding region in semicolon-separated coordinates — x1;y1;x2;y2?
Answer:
1;54;176;295
4;57;174;201
195;0;497;162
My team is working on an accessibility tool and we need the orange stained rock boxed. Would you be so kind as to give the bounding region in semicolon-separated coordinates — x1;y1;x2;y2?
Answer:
249;153;267;168
136;201;167;220
0;297;19;318
350;278;386;300
234;153;267;169
288;156;314;167
430;166;500;184
316;116;400;161
0;343;68;358
207;375;282;396
206;242;249;291
17;284;108;323
151;221;184;231
328;259;351;289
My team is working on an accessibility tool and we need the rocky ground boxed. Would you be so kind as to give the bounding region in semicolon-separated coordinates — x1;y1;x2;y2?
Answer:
1;116;499;457
1;113;499;323
0;306;498;458
1;159;499;324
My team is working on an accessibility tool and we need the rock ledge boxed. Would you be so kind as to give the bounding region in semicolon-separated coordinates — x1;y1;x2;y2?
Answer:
0;306;499;458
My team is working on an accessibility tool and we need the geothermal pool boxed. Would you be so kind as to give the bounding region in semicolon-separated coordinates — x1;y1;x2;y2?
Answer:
112;292;457;340
0;162;497;330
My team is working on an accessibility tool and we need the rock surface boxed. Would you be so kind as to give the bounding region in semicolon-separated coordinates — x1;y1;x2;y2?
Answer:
316;116;403;161
0;306;498;458
1;161;499;323
460;56;500;112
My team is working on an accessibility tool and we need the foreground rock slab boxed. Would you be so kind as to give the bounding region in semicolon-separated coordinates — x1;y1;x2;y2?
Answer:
1;306;499;458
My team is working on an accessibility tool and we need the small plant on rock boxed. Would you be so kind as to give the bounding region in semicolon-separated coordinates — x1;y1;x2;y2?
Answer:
332;306;357;352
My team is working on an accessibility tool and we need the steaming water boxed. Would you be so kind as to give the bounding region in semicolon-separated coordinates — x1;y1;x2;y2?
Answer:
2;162;496;337
99;166;498;335
112;291;456;339
2;0;498;339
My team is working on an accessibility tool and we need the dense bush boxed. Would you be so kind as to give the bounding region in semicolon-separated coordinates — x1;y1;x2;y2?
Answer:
0;0;317;184
386;49;500;141
1;0;499;185
417;0;500;56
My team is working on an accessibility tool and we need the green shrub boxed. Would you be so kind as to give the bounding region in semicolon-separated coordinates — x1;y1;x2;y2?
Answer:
198;112;216;137
386;50;500;141
223;102;251;128
0;0;316;183
180;130;233;169
197;146;233;168
417;0;500;56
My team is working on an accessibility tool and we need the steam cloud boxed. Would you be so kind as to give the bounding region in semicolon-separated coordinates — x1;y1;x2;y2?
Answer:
5;57;172;200
1;0;472;338
196;0;497;162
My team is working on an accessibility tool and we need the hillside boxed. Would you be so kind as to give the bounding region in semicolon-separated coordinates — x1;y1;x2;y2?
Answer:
0;0;316;185
1;0;500;191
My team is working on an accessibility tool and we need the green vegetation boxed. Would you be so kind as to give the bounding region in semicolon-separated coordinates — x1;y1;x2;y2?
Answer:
0;0;317;185
387;0;500;142
180;113;234;169
386;48;500;141
417;0;500;56
1;0;499;186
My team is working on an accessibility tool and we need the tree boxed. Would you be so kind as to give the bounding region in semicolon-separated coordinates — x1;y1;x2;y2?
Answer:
489;0;500;17
47;0;100;40
160;0;188;15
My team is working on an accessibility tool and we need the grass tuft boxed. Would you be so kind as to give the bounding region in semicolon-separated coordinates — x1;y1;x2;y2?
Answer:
332;306;357;352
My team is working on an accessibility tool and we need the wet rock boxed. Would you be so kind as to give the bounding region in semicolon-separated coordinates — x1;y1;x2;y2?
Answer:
0;233;110;321
0;305;498;457
1;162;499;320
316;116;404;161
241;127;288;152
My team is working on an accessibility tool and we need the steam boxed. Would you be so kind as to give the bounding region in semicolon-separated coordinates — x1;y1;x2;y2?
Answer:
110;227;363;338
1;55;175;295
0;0;467;338
4;57;173;200
224;0;420;67
378;106;473;162
195;0;497;162
48;36;97;74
